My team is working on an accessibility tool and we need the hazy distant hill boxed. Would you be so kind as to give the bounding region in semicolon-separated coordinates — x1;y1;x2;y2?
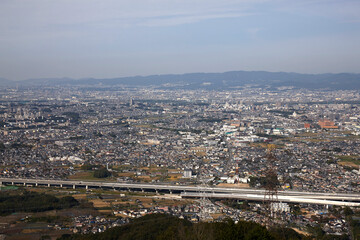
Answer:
2;71;360;90
0;78;15;87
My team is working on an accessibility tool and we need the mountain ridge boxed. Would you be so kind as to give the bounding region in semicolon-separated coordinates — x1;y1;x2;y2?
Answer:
1;70;360;90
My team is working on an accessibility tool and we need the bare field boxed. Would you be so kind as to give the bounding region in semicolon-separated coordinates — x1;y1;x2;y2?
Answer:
98;209;112;214
211;213;225;219
90;199;111;208
68;171;95;180
339;161;359;169
72;193;87;200
291;228;311;236
216;183;250;188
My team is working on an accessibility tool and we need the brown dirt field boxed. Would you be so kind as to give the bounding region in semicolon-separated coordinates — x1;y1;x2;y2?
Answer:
339;161;359;169
142;203;152;208
68;171;94;180
216;183;250;188
168;174;181;181
56;208;99;217
115;213;128;218
21;229;45;234
117;172;135;177
291;228;311;236
72;194;87;200
98;210;112;214
137;176;151;179
211;213;225;219
90;199;110;208
113;200;135;205
70;171;120;182
0;213;28;224
7;229;71;240
150;197;192;206
135;197;154;208
195;152;206;157
169;173;182;177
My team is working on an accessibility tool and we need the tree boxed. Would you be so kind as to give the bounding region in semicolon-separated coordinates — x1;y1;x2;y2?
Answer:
93;168;111;178
344;206;353;216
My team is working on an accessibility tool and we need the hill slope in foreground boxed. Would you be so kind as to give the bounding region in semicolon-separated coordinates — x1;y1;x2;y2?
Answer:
58;213;312;240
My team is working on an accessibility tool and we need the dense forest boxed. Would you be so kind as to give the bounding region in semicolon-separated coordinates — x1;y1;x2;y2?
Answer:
0;190;79;216
58;213;310;240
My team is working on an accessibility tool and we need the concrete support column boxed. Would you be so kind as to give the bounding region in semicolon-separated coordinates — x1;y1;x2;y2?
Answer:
23;182;26;186
60;184;62;188
48;183;50;187
73;185;76;189
86;185;88;190
156;189;159;195
36;183;38;187
11;182;14;185
142;189;144;193
169;190;172;194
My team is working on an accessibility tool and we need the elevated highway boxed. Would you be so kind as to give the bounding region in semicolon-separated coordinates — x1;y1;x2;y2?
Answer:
1;178;359;206
180;192;360;207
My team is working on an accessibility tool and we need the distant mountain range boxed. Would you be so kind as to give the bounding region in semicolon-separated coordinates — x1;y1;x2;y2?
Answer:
1;71;360;90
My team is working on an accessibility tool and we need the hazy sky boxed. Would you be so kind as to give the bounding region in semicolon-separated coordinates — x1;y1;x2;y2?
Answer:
1;0;360;80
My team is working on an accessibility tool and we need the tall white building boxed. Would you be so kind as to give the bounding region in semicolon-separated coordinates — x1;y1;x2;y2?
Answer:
183;169;192;178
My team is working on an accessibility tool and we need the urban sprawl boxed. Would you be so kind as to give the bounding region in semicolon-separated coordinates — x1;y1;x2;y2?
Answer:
0;86;360;238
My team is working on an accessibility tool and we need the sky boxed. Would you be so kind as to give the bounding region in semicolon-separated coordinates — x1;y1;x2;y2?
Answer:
1;0;360;80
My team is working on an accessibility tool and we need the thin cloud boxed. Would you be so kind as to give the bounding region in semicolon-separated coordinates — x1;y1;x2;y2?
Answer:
140;12;255;27
0;0;261;31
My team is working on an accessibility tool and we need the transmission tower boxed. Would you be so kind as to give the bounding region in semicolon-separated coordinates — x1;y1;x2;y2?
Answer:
263;144;279;225
196;161;213;222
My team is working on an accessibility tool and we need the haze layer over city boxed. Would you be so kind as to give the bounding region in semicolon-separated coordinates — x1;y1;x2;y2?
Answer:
1;1;360;240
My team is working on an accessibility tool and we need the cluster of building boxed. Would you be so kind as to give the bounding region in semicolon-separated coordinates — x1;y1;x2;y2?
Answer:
0;87;359;191
0;86;359;237
66;195;350;237
70;215;127;234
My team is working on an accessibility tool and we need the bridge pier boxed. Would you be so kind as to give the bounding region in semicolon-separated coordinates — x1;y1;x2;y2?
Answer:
23;182;26;186
156;189;159;195
60;184;62;188
73;185;76;189
11;182;14;185
35;183;38;187
48;183;50;187
169;190;172;194
142;189;144;193
86;185;88;190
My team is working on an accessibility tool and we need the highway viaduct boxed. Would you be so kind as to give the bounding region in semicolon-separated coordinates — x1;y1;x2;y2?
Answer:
1;178;359;206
